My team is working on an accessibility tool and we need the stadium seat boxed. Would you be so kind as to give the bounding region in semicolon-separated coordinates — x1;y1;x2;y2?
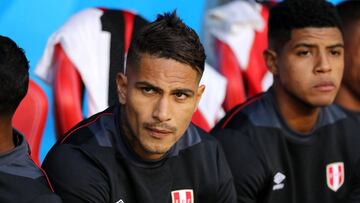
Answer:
36;8;149;139
13;79;48;165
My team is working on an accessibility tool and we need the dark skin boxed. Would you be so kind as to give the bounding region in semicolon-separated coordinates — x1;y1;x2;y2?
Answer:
335;21;360;112
0;113;15;154
264;27;344;133
272;81;320;133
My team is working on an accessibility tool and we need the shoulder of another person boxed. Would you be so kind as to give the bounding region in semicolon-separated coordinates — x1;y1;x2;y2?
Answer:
29;193;62;203
190;124;221;148
59;107;117;147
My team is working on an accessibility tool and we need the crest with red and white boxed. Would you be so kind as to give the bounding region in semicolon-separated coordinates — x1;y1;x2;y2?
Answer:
171;189;194;203
326;162;345;192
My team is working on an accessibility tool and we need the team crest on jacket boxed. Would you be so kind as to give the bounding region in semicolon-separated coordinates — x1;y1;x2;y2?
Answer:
171;189;194;203
326;162;345;192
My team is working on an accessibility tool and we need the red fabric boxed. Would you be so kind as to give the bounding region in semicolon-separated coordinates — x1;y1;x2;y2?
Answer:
215;6;270;111
13;80;48;165
191;110;211;132
244;6;269;97
123;10;135;53
53;43;83;139
216;39;247;111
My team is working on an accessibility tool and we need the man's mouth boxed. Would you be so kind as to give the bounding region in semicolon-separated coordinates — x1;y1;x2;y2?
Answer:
144;122;177;139
313;81;336;92
145;127;173;139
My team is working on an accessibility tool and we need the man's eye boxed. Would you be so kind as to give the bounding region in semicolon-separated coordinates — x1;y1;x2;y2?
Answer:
296;50;311;56
174;92;188;100
141;87;155;94
330;50;341;56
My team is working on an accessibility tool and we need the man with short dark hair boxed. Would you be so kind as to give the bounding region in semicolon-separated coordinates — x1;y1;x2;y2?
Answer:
42;11;237;203
336;1;360;118
212;0;360;202
0;35;62;202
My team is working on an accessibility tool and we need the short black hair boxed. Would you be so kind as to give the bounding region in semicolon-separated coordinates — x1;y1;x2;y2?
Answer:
0;35;29;115
268;0;342;52
126;11;205;76
337;0;360;30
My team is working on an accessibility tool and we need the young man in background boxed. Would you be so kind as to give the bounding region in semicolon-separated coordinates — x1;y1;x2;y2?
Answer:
212;0;360;202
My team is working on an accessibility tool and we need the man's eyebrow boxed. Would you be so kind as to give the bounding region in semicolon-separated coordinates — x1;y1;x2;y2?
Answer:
135;81;195;96
292;43;344;49
292;43;316;49
135;81;162;92
171;88;195;96
327;43;344;49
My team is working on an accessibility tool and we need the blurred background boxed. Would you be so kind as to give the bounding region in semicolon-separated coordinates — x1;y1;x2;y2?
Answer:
0;0;343;162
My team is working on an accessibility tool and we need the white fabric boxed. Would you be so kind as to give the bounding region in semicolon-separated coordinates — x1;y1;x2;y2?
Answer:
35;8;110;116
36;8;227;129
198;64;227;127
205;1;265;69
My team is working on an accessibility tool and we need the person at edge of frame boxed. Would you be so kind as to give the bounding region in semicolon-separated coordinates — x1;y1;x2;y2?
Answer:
0;35;62;203
212;0;360;202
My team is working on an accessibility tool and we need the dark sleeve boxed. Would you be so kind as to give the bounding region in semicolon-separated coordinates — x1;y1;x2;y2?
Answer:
348;159;360;203
29;194;63;203
345;116;360;203
214;129;269;203
42;145;110;203
216;141;237;203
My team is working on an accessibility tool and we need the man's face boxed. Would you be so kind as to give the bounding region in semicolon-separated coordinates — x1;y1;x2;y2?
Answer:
116;54;204;160
268;27;344;107
343;22;360;98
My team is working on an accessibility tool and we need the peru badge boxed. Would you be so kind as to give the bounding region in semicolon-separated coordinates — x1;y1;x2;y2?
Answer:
171;189;194;203
326;162;345;192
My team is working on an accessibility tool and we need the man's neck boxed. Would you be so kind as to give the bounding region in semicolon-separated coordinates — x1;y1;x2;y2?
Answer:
273;85;320;134
335;85;360;112
120;106;164;161
0;116;15;154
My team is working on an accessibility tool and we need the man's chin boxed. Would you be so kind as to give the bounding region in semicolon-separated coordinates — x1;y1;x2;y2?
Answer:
142;143;171;156
307;95;336;107
314;99;335;107
146;147;169;155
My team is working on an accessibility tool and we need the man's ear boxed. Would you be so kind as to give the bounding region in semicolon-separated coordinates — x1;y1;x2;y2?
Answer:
263;49;279;76
194;84;205;112
116;73;128;105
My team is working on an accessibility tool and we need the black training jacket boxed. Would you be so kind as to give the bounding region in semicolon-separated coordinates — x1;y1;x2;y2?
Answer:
43;106;236;203
212;89;360;203
0;130;62;203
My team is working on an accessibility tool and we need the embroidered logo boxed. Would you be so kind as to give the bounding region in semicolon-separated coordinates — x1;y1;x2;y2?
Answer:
272;172;286;191
171;189;194;203
326;162;345;192
115;199;124;203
